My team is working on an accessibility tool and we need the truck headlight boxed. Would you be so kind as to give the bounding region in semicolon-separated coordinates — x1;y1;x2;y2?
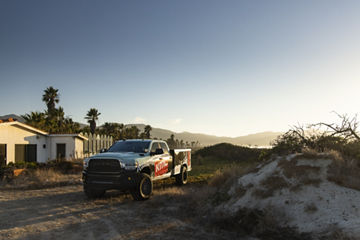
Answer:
83;158;89;169
124;161;138;170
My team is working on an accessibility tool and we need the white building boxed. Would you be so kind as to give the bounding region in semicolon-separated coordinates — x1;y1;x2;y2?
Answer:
0;120;88;165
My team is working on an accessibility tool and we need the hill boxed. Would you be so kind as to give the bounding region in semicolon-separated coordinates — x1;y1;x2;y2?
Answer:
126;124;281;146
1;114;281;146
0;114;25;123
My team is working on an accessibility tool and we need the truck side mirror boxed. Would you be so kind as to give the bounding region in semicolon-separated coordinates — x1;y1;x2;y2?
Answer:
155;148;164;155
100;148;108;153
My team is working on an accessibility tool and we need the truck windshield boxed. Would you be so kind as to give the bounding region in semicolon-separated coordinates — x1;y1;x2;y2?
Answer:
107;141;150;153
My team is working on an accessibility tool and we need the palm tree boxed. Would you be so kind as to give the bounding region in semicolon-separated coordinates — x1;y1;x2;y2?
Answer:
144;125;152;139
85;108;101;134
42;86;59;118
21;111;46;130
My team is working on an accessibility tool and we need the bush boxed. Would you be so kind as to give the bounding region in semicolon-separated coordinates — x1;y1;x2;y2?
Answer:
45;160;82;173
271;129;360;162
6;161;39;169
194;143;268;162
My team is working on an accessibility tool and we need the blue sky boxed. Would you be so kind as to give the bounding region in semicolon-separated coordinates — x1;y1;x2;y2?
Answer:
1;0;360;137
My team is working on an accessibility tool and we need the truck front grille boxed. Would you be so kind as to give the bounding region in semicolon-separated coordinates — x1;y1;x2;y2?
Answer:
88;159;122;172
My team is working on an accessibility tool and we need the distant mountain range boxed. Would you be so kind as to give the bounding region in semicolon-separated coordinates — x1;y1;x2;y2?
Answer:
1;114;281;146
125;124;281;146
0;114;25;123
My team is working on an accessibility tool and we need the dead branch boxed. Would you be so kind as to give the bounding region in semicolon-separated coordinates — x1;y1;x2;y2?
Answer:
309;112;360;141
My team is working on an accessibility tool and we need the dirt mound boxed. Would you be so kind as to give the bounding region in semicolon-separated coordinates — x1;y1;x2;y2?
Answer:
218;153;360;238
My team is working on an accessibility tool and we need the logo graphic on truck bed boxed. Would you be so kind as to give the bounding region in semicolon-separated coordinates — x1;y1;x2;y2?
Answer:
155;160;168;176
187;151;191;167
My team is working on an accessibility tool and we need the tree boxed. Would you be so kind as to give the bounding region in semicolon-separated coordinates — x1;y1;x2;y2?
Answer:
85;108;101;134
22;87;79;134
42;86;59;118
166;134;176;149
100;122;124;140
21;111;46;130
144;125;152;139
122;126;140;139
311;112;360;141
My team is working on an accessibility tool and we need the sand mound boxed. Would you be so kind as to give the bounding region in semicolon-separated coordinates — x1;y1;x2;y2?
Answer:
220;154;360;237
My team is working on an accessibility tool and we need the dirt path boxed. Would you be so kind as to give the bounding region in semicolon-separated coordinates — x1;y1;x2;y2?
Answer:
0;185;237;240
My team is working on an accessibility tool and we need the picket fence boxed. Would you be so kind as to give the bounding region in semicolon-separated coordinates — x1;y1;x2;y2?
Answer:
81;132;114;157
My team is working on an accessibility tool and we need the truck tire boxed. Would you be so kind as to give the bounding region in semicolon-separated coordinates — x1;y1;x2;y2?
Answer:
131;173;153;201
84;183;105;199
176;165;188;185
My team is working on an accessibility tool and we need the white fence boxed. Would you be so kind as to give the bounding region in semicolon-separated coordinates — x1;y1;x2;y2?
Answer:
81;132;114;157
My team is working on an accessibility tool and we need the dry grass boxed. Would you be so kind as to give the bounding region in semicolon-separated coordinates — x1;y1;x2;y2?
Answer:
278;155;325;193
279;158;321;179
304;202;318;214
0;168;81;190
319;228;358;240
209;164;259;189
289;178;322;192
327;156;360;191
205;207;311;240
292;148;343;162
206;165;261;205
253;175;289;199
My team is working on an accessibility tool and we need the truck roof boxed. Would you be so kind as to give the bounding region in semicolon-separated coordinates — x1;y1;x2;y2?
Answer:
115;139;166;143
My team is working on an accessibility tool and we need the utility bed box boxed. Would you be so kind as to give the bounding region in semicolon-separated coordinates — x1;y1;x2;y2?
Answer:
171;149;191;175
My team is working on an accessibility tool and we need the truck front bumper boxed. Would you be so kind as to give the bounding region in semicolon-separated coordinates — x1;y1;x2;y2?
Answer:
82;170;139;191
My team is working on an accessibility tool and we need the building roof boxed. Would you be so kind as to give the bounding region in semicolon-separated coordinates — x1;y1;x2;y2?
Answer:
48;134;88;141
0;121;48;135
0;121;88;141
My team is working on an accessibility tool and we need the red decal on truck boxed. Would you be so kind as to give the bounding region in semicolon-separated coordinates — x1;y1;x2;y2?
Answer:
155;160;168;177
187;151;191;167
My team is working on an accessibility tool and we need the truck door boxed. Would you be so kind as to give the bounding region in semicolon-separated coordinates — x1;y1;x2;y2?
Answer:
151;142;167;177
160;142;172;175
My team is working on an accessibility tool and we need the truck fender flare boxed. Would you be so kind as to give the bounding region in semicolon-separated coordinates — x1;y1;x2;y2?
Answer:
139;165;152;175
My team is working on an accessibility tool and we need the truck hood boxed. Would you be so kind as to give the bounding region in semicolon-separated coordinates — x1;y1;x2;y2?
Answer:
89;152;149;164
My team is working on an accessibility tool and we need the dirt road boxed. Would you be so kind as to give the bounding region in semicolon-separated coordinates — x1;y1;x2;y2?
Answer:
0;184;236;240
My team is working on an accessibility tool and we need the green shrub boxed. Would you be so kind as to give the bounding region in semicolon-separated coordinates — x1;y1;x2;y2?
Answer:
194;143;268;162
6;161;39;169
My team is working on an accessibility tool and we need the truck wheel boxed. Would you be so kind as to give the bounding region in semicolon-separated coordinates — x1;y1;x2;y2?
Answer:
176;165;188;185
84;184;105;199
131;173;153;201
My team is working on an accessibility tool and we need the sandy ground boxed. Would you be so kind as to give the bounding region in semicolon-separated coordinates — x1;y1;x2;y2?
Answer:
0;184;239;240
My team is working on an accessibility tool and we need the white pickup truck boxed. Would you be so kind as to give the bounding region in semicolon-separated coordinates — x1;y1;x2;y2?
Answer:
82;139;191;200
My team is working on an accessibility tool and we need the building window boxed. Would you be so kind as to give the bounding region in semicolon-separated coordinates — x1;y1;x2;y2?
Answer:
15;144;37;162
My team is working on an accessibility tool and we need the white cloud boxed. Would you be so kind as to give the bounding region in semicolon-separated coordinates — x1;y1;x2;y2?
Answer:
134;117;146;123
171;118;183;125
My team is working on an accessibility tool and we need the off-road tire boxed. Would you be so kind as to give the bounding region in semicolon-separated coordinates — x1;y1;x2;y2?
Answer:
131;173;153;201
84;183;105;199
176;165;188;185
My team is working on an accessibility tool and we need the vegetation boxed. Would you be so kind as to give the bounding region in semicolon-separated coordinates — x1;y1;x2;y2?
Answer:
188;143;267;182
269;113;360;191
141;125;152;139
42;86;59;118
85;108;101;134
271;113;360;160
22;86;80;134
20;86;200;145
0;159;83;189
166;134;201;149
88;122;152;141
